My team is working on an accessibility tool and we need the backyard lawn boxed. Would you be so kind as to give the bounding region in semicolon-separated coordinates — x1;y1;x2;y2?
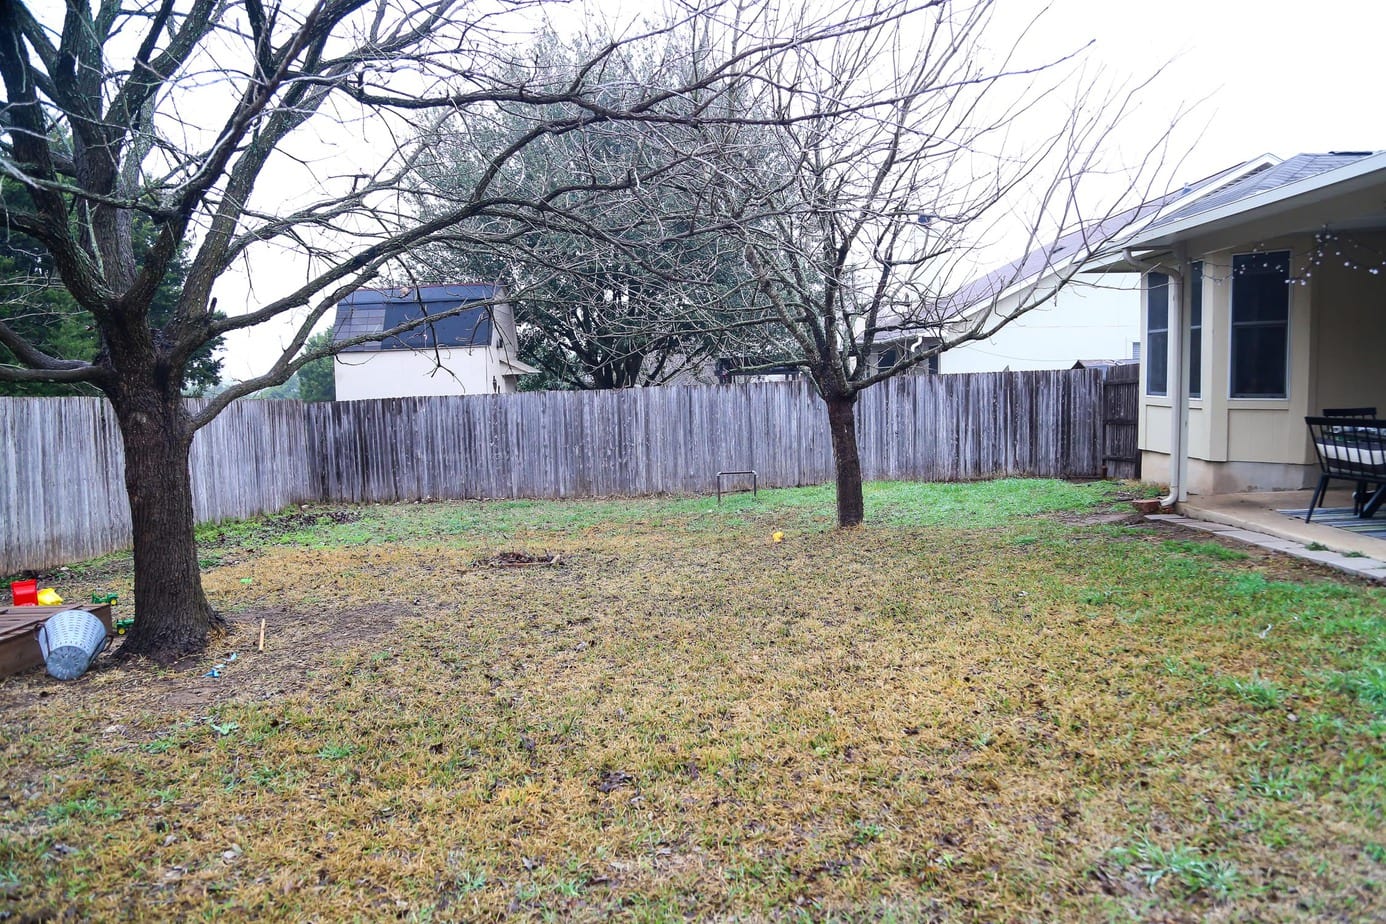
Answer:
1;479;1384;922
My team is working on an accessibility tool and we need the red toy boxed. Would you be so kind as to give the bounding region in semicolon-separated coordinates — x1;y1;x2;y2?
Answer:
10;580;38;606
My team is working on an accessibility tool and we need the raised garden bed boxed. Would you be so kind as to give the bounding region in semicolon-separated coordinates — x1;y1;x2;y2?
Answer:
0;604;113;678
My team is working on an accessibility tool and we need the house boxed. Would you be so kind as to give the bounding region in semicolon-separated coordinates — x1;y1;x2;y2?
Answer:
692;166;1271;385
938;266;1143;374
712;356;805;384
330;283;537;400
929;157;1280;374
1096;151;1386;499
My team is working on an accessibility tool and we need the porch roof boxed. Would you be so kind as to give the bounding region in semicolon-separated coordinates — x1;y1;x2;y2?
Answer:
1116;150;1386;253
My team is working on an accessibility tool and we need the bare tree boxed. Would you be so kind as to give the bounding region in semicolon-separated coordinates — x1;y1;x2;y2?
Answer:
701;0;1177;526
0;0;946;660
404;28;771;390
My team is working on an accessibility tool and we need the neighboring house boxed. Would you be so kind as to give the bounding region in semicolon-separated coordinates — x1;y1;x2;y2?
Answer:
331;283;537;400
867;339;941;376
1072;359;1139;371
939;270;1142;373
712;356;805;384
926;157;1280;374
1096;151;1386;498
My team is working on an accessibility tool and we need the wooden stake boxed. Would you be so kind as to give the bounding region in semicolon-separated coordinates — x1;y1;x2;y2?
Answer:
258;619;266;652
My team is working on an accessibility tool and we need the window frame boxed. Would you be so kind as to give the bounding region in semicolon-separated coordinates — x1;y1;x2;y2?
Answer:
1229;250;1291;399
1145;271;1169;397
1188;261;1203;399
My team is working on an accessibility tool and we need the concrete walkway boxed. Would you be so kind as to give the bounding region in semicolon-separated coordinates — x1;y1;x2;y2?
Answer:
1146;512;1386;583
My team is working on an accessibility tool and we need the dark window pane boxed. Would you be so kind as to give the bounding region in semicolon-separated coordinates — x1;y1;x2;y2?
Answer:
1189;332;1202;398
1231;251;1289;398
1146;272;1168;395
1231;324;1288;397
1147;272;1169;331
1189;261;1203;398
1189;262;1203;326
1232;252;1289;323
1148;331;1168;396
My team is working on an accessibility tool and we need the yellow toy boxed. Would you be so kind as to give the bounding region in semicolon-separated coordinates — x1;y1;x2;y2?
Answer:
772;531;784;544
36;588;63;606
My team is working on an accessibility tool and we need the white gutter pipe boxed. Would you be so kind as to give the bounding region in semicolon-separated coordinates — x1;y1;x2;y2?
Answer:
1124;248;1187;508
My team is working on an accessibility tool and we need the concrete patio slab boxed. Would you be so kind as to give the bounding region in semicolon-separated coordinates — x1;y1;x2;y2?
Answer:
1180;489;1386;560
1150;488;1386;583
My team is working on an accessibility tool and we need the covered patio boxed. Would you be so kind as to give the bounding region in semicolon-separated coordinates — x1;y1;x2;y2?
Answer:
1095;152;1386;546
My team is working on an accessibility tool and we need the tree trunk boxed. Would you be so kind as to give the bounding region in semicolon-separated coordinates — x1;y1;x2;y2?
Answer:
110;387;224;662
825;394;864;528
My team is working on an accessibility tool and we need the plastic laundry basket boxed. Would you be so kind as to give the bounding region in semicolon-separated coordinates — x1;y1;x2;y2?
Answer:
36;610;110;681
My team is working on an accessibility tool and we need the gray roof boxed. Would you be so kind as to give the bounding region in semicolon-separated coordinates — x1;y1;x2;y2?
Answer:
1141;152;1378;234
946;202;1156;311
331;283;499;353
941;158;1274;314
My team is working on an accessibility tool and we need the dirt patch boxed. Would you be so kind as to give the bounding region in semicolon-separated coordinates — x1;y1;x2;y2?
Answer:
1059;509;1149;526
7;554;136;589
472;550;564;568
149;604;399;710
0;604;400;716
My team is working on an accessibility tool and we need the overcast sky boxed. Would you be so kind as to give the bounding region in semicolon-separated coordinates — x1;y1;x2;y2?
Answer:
1043;0;1379;175
219;0;1382;379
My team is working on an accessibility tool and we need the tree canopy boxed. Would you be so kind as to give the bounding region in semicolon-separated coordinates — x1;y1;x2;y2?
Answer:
406;31;774;389
0;180;222;396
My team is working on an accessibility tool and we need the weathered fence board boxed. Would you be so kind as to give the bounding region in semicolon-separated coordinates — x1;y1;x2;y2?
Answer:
2;368;1111;572
1100;364;1141;479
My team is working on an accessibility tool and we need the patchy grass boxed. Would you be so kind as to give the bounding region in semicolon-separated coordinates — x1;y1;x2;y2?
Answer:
1105;835;1242;900
2;478;1385;922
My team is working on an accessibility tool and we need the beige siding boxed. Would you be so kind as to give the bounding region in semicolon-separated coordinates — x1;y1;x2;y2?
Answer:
1137;232;1381;492
335;347;519;399
1311;233;1386;414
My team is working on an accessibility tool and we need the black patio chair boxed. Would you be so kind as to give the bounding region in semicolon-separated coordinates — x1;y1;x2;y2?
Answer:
1305;416;1386;522
1322;408;1381;513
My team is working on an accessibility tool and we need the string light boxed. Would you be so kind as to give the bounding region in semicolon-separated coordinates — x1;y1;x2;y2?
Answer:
1200;230;1386;287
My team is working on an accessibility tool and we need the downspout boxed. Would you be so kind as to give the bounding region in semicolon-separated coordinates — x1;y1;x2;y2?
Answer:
1124;248;1187;508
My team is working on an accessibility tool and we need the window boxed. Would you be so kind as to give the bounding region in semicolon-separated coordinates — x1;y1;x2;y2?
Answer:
1131;341;1141;361
1188;261;1203;398
1230;251;1290;398
1145;272;1168;396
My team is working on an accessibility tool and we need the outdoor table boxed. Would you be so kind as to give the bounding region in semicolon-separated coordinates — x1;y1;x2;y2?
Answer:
0;604;114;678
1348;422;1386;517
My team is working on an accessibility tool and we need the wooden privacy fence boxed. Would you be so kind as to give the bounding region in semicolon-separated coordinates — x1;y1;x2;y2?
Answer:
1099;363;1141;480
0;398;320;574
2;368;1109;572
